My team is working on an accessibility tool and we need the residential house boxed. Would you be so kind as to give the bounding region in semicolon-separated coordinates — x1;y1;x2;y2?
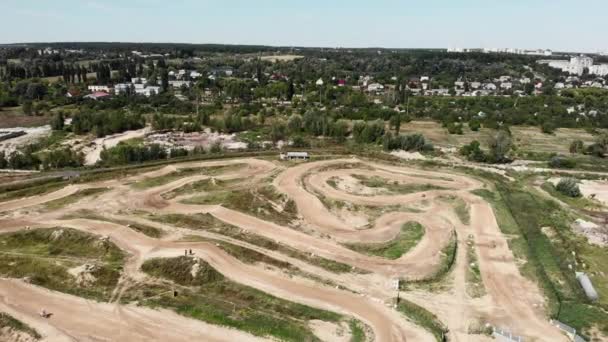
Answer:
84;91;111;100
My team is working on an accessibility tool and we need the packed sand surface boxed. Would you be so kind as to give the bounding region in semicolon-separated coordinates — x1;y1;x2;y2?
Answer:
0;157;568;342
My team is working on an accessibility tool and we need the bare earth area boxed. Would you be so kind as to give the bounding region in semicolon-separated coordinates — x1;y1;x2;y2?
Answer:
0;157;568;341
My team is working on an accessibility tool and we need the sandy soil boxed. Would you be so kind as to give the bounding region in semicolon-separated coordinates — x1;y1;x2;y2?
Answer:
0;126;51;154
578;179;608;205
0;156;568;342
83;127;151;165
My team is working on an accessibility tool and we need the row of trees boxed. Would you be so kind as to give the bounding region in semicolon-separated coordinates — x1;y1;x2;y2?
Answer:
0;147;83;170
70;110;145;137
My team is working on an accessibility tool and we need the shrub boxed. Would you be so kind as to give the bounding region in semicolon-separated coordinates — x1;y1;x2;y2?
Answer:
459;140;486;162
569;140;585;154
555;178;581;197
548;155;576;169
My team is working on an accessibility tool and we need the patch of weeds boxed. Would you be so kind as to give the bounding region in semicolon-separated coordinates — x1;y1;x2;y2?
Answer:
395;298;448;341
401;230;457;288
151;214;363;274
136;256;342;341
0;180;68;203
349;319;367;342
351;174;447;195
184;185;298;226
0;228;125;301
0;312;41;339
44;188;109;210
465;236;486;298
344;222;424;259
62;210;164;238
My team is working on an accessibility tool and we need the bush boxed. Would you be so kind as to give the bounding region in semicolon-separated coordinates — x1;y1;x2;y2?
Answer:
548;155;576;169
459;140;486;162
555;178;581;197
446;122;463;135
541;121;556;134
569;140;585;154
468;119;481;131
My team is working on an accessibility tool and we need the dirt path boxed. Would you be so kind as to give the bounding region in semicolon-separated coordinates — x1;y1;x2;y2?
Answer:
0;157;568;342
0;279;266;342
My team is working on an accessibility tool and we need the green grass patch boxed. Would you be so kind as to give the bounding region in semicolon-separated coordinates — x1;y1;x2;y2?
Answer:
137;256;342;341
132;168;206;190
351;174;447;195
396;298;448;341
344;222;424;259
184;185;298;226
133;164;246;190
473;182;608;339
179;235;293;270
465;237;486;298
61;209;165;238
151;213;362;274
0;312;41;339
540;182;601;211
0;180;68;203
453;198;470;225
0;228;125;301
402;230;457;288
44;187;109;210
349;319;367;342
162;178;242;200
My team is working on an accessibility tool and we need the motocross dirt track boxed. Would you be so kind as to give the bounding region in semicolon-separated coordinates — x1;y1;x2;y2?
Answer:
0;157;567;342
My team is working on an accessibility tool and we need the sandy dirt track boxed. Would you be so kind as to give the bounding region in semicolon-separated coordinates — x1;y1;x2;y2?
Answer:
0;279;266;342
0;156;568;342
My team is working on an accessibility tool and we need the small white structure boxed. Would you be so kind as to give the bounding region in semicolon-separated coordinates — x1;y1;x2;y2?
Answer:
135;86;161;97
114;83;131;94
88;85;111;93
576;272;599;301
131;77;147;84
315;78;324;86
367;83;385;92
280;152;309;161
500;82;513;90
169;80;192;88
484;83;497;91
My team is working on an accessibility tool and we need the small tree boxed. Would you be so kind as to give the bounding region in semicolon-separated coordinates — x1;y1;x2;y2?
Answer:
549;155;576;169
541;121;556;134
569;140;585;154
50;111;65;131
468;119;481;131
488;130;512;163
22;100;33;115
555;178;581;197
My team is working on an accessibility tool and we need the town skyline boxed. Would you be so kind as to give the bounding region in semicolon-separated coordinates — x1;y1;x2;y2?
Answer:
2;0;607;53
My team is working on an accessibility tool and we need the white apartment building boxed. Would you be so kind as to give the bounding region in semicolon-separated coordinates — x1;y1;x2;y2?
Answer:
88;85;111;93
539;55;598;76
589;64;608;76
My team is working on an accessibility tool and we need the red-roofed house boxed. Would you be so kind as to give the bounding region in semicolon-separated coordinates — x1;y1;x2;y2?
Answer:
84;91;111;101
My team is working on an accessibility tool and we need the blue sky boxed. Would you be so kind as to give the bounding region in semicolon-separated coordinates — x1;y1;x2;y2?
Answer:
2;0;606;52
